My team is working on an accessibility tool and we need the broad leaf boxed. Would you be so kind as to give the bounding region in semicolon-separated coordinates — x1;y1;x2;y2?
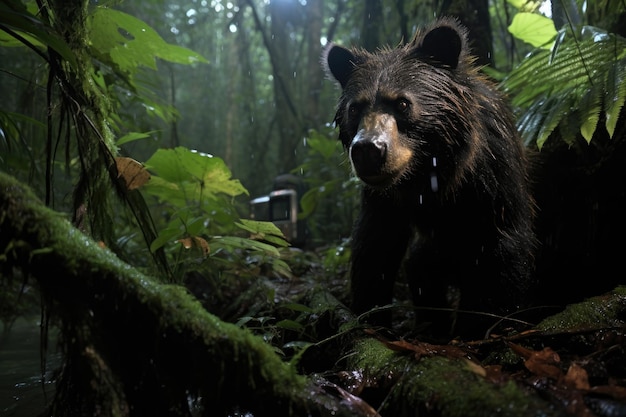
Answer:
144;147;248;199
508;12;557;49
88;7;207;78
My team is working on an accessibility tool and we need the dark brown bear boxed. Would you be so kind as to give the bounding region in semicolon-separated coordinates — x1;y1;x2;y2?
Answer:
322;18;536;338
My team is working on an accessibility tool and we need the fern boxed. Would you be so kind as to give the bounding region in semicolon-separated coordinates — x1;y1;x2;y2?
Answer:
502;26;626;149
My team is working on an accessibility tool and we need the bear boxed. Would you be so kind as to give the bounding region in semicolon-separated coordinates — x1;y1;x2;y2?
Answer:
322;17;536;338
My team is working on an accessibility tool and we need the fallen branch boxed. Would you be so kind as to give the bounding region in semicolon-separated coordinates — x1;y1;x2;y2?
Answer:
0;171;376;417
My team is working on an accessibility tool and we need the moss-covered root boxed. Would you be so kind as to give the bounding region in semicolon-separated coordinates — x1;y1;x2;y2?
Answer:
0;171;372;417
536;286;626;332
348;337;559;417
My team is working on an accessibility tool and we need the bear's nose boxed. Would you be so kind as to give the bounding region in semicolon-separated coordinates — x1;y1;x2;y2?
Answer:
350;136;387;175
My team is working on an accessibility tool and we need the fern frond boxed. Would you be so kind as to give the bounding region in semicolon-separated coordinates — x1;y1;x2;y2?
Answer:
579;82;604;143
536;93;575;148
502;25;626;149
605;56;626;137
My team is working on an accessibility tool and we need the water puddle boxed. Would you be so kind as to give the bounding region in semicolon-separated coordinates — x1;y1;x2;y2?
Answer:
0;317;60;416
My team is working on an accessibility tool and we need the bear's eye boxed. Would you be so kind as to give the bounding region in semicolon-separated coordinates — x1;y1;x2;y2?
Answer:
348;102;362;117
396;98;410;114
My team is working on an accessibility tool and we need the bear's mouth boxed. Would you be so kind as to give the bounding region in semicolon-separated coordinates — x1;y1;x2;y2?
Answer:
355;171;395;188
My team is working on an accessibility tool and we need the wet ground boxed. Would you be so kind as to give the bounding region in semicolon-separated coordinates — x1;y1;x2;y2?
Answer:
0;317;59;417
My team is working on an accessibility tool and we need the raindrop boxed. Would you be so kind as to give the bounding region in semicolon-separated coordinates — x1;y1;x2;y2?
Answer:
432;156;437;167
430;172;438;192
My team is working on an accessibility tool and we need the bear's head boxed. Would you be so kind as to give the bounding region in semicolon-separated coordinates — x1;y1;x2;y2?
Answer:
322;18;478;191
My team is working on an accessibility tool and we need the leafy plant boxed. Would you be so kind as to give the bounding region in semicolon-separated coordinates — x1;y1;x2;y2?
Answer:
503;23;626;149
508;11;557;49
140;146;290;283
294;128;360;246
0;1;212;276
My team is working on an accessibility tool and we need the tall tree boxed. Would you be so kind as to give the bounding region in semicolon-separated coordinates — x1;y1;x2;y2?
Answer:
361;0;383;50
304;0;324;128
268;0;302;173
440;0;493;66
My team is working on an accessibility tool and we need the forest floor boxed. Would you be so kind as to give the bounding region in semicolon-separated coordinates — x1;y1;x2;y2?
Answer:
224;246;626;417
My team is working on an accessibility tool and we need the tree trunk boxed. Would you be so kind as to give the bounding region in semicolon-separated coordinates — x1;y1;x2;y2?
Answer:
440;0;493;67
304;0;324;128
362;0;383;51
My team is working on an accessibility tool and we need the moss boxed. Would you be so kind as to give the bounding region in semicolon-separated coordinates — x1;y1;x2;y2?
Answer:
349;337;555;417
537;285;626;331
0;171;309;414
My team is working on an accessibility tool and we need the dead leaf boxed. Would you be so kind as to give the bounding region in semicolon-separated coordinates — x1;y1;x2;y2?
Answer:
177;236;210;257
115;157;150;190
508;343;563;380
564;363;590;390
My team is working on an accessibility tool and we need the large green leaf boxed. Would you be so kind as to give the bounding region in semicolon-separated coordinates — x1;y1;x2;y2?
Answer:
144;147;248;199
508;12;557;49
87;7;207;77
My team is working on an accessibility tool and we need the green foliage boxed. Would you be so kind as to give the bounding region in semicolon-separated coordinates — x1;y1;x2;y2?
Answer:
144;146;247;206
85;5;208;130
506;0;543;12
88;8;207;76
508;12;557;49
294;128;360;246
0;1;209;198
0;0;77;66
502;25;626;149
141;146;290;282
320;240;351;274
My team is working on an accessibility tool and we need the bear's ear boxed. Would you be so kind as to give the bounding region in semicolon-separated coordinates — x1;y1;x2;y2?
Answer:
322;44;357;89
416;24;464;69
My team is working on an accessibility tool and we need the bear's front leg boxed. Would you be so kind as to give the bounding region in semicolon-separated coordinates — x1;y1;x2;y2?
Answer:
349;190;412;327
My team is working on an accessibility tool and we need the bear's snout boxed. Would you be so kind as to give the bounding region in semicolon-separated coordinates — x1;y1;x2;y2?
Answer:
349;134;388;184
